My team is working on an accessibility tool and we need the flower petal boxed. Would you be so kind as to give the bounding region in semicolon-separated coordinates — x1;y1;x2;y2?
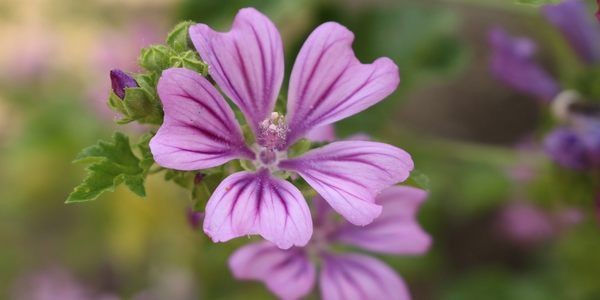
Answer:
488;27;560;102
334;186;431;255
229;242;316;299
279;141;413;226
203;170;313;249
305;124;336;143
149;68;253;170
320;253;410;300
543;0;600;64
285;22;400;145
189;8;284;133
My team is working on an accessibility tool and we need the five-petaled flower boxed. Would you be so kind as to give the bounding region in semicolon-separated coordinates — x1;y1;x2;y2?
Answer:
229;186;431;300
149;8;413;249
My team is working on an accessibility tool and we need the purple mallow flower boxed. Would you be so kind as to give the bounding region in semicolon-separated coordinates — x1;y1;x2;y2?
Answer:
544;127;591;170
489;0;600;102
149;8;412;249
488;1;600;171
543;0;600;64
110;69;138;99
597;0;600;23
496;201;583;248
229;186;431;300
488;27;560;102
544;103;600;170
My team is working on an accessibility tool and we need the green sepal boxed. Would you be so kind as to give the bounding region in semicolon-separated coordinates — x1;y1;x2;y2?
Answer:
241;124;256;145
239;159;254;171
66;132;147;203
287;139;312;158
274;94;287;114
192;172;225;211
404;169;431;190
166;21;195;53
107;91;127;115
169;50;208;75
139;45;173;72
164;170;195;189
119;87;163;125
137;133;155;173
134;73;159;98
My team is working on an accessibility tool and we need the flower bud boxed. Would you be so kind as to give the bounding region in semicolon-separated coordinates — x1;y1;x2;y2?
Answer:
194;172;206;185
110;69;138;99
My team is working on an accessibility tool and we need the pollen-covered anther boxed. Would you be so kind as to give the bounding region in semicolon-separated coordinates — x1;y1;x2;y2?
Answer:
257;112;288;150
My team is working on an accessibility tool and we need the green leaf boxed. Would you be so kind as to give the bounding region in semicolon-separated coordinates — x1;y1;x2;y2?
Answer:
67;133;146;203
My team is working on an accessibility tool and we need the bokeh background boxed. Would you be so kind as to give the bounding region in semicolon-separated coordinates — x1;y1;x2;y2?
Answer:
1;0;599;299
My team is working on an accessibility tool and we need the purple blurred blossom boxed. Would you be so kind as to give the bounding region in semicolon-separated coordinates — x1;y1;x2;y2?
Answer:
110;69;138;99
496;202;555;246
488;27;560;102
543;116;600;170
496;201;583;248
150;8;412;249
229;186;430;300
11;268;90;300
597;0;600;23
544;127;590;170
555;207;585;227
505;139;540;183
1;27;57;83
579;121;600;167
543;0;600;64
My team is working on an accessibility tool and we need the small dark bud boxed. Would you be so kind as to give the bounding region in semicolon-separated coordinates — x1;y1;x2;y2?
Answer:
187;208;204;230
110;69;138;99
194;172;206;185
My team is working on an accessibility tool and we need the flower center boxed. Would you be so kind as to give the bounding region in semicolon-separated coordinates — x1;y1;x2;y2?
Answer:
254;112;288;168
257;112;288;151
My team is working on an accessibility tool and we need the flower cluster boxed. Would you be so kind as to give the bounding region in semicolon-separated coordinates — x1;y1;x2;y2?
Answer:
74;6;431;299
489;0;600;171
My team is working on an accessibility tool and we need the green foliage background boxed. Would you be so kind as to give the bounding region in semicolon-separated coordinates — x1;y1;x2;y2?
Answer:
0;0;599;299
